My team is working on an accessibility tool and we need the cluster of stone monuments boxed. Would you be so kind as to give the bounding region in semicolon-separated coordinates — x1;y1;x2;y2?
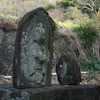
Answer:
13;7;81;89
1;7;100;100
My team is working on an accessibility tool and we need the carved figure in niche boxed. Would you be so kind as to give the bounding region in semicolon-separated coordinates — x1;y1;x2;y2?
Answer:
34;23;45;44
28;23;46;83
13;7;55;89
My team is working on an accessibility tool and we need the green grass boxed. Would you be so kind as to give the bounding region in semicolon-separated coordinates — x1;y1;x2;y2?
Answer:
60;0;74;8
74;21;100;75
73;22;99;46
63;7;92;23
54;20;58;30
44;3;56;11
80;59;100;75
54;17;100;75
44;0;74;11
0;13;19;20
54;19;79;28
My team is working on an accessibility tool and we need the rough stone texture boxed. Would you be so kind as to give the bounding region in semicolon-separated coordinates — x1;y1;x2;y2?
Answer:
0;28;4;45
3;31;17;45
52;36;78;70
0;26;79;75
13;7;55;89
56;54;81;85
0;84;100;100
0;27;17;75
0;46;14;74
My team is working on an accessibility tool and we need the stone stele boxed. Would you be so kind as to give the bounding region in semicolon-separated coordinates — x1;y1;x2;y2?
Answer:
13;7;55;89
56;54;82;85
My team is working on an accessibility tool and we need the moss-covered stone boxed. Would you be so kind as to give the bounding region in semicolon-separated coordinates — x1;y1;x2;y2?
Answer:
13;7;55;89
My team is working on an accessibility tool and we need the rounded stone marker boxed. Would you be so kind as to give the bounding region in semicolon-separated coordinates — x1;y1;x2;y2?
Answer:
56;54;82;85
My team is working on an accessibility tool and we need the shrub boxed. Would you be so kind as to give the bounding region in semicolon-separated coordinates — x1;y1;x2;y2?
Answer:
56;1;61;8
60;0;74;8
44;3;56;11
74;22;99;46
80;59;100;75
54;19;79;28
54;20;58;30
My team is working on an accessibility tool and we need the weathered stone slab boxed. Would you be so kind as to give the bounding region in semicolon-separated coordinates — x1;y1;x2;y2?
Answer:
56;54;81;85
0;28;4;45
0;84;100;100
13;7;55;88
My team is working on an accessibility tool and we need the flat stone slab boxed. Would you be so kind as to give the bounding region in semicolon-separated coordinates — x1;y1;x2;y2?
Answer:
0;84;100;100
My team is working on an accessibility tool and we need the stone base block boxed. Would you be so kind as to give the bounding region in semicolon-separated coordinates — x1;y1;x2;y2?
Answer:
0;84;100;100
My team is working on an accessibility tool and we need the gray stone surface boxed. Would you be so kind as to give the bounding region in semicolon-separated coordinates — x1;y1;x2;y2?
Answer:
3;31;17;45
0;46;14;75
0;84;100;100
52;36;78;70
56;54;81;85
0;28;4;45
0;28;17;75
13;7;55;89
0;26;79;75
0;46;14;61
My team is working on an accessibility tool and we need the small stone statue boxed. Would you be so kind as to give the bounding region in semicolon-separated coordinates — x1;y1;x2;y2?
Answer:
56;54;82;85
13;7;55;89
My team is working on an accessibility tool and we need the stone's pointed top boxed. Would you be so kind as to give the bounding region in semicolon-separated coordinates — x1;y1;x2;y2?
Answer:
18;7;49;28
56;54;81;85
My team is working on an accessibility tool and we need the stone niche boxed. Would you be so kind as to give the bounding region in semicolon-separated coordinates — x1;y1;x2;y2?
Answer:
13;7;55;89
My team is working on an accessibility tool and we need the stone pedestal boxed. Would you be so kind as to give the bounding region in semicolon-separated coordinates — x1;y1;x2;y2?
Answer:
0;84;100;100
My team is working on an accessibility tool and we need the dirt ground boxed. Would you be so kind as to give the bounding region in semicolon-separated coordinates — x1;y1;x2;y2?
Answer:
52;73;100;85
0;73;100;85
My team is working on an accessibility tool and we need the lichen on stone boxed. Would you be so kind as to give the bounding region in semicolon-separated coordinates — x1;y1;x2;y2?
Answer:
1;90;30;100
13;7;55;88
61;59;67;78
15;91;30;100
20;22;49;86
1;89;11;100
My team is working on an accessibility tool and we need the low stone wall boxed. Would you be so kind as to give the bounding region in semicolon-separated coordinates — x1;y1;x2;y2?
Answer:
0;26;78;75
0;27;17;75
0;84;100;100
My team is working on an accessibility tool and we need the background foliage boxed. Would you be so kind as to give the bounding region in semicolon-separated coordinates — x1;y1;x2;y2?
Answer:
0;0;100;76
